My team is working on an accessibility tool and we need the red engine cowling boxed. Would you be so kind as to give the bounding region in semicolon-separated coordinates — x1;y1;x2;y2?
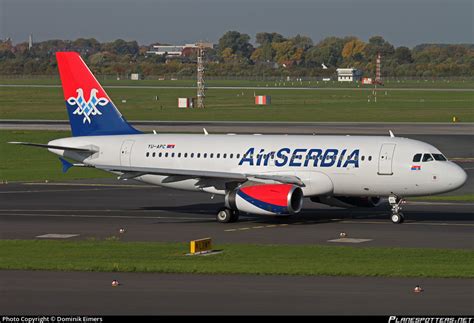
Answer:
226;184;304;215
311;196;383;208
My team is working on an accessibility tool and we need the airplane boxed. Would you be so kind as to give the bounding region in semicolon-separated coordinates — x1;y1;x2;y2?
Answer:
10;52;467;224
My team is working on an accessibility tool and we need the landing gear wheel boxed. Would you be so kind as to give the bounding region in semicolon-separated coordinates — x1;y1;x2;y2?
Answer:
217;208;238;223
389;195;405;224
391;212;404;224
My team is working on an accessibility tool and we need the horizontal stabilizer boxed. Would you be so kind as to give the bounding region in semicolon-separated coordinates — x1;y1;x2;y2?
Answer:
8;142;98;153
59;157;73;173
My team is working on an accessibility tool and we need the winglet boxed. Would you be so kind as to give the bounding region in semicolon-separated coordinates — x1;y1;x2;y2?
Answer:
389;130;395;138
203;128;209;135
59;157;74;173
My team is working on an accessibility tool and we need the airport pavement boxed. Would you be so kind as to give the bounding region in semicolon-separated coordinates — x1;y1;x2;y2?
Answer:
0;179;472;249
1;120;473;136
1;83;473;92
1;270;472;315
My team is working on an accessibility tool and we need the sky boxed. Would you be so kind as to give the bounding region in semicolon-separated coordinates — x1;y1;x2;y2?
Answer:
0;0;472;47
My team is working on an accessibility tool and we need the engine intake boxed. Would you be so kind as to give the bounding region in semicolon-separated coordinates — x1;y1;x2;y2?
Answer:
226;184;303;215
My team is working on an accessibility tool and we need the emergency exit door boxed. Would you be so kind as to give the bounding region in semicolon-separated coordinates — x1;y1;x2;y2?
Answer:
120;140;135;167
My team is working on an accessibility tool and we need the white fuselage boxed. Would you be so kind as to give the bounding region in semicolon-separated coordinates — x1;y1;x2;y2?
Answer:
48;133;467;198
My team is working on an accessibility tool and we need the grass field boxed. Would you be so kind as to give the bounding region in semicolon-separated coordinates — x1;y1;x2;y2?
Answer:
1;76;474;89
0;130;111;182
1;86;473;122
0;240;472;278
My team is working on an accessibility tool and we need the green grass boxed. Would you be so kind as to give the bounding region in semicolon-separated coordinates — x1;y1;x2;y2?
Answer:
0;130;112;182
1;86;473;122
0;240;472;278
409;194;474;202
1;76;474;89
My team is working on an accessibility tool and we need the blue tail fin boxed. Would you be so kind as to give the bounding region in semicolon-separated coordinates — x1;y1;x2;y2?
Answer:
56;52;141;137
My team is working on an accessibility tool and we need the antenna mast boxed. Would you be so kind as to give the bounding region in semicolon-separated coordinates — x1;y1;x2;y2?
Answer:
196;43;206;108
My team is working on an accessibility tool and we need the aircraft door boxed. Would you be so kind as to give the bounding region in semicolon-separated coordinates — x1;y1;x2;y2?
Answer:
378;143;396;175
120;140;135;167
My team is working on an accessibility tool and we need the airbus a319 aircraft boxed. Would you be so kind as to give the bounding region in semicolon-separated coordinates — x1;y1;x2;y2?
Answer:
11;52;467;224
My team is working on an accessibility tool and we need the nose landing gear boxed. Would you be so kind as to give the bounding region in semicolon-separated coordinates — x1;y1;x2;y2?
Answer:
389;195;405;224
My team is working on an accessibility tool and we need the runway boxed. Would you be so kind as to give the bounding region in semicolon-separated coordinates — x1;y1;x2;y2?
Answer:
0;179;473;249
2;271;472;315
0;179;472;314
2;119;473;136
2;83;473;91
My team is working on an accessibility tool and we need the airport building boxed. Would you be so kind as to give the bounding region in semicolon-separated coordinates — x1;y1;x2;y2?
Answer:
147;42;213;57
336;68;362;82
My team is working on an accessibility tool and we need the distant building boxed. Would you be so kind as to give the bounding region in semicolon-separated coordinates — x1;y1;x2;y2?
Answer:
336;68;362;82
147;42;213;57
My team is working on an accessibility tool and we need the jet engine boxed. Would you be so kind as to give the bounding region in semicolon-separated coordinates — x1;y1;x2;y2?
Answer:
226;184;303;215
311;196;384;208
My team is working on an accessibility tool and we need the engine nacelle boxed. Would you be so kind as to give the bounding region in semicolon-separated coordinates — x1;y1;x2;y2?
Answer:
311;196;384;208
226;184;303;215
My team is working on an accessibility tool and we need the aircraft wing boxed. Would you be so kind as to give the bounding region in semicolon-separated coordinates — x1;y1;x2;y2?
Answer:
94;164;303;186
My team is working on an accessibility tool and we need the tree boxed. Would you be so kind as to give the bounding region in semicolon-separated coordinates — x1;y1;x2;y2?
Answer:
103;39;139;56
291;34;313;50
217;31;253;60
305;37;345;67
256;32;286;46
364;36;395;60
394;46;413;64
342;39;366;61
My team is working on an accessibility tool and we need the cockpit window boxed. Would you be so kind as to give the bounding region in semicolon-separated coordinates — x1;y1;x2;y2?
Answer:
432;153;447;161
413;154;422;162
422;153;434;162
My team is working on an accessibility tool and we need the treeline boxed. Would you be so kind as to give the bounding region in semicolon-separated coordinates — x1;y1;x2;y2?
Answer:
0;32;472;77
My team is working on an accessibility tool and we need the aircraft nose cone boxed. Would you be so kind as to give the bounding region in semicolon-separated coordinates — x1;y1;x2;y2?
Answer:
450;164;468;190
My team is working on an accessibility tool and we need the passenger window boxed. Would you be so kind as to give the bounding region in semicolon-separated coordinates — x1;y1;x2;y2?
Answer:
230;153;233;158
171;153;175;158
165;153;168;157
361;156;365;161
191;153;194;158
223;153;227;158
210;153;214;158
413;154;422;162
184;153;188;158
217;154;220;158
178;153;181;158
422;154;434;162
237;154;241;159
368;156;372;161
197;153;201;158
152;152;156;157
146;152;150;157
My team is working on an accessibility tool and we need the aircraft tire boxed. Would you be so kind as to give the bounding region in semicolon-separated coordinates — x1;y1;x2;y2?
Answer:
391;212;404;224
217;208;233;223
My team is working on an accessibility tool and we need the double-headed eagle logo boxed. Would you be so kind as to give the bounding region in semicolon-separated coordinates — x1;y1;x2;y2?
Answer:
67;88;109;124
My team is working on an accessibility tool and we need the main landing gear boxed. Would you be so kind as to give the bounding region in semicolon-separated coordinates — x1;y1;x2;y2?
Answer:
389;195;405;224
216;208;240;223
